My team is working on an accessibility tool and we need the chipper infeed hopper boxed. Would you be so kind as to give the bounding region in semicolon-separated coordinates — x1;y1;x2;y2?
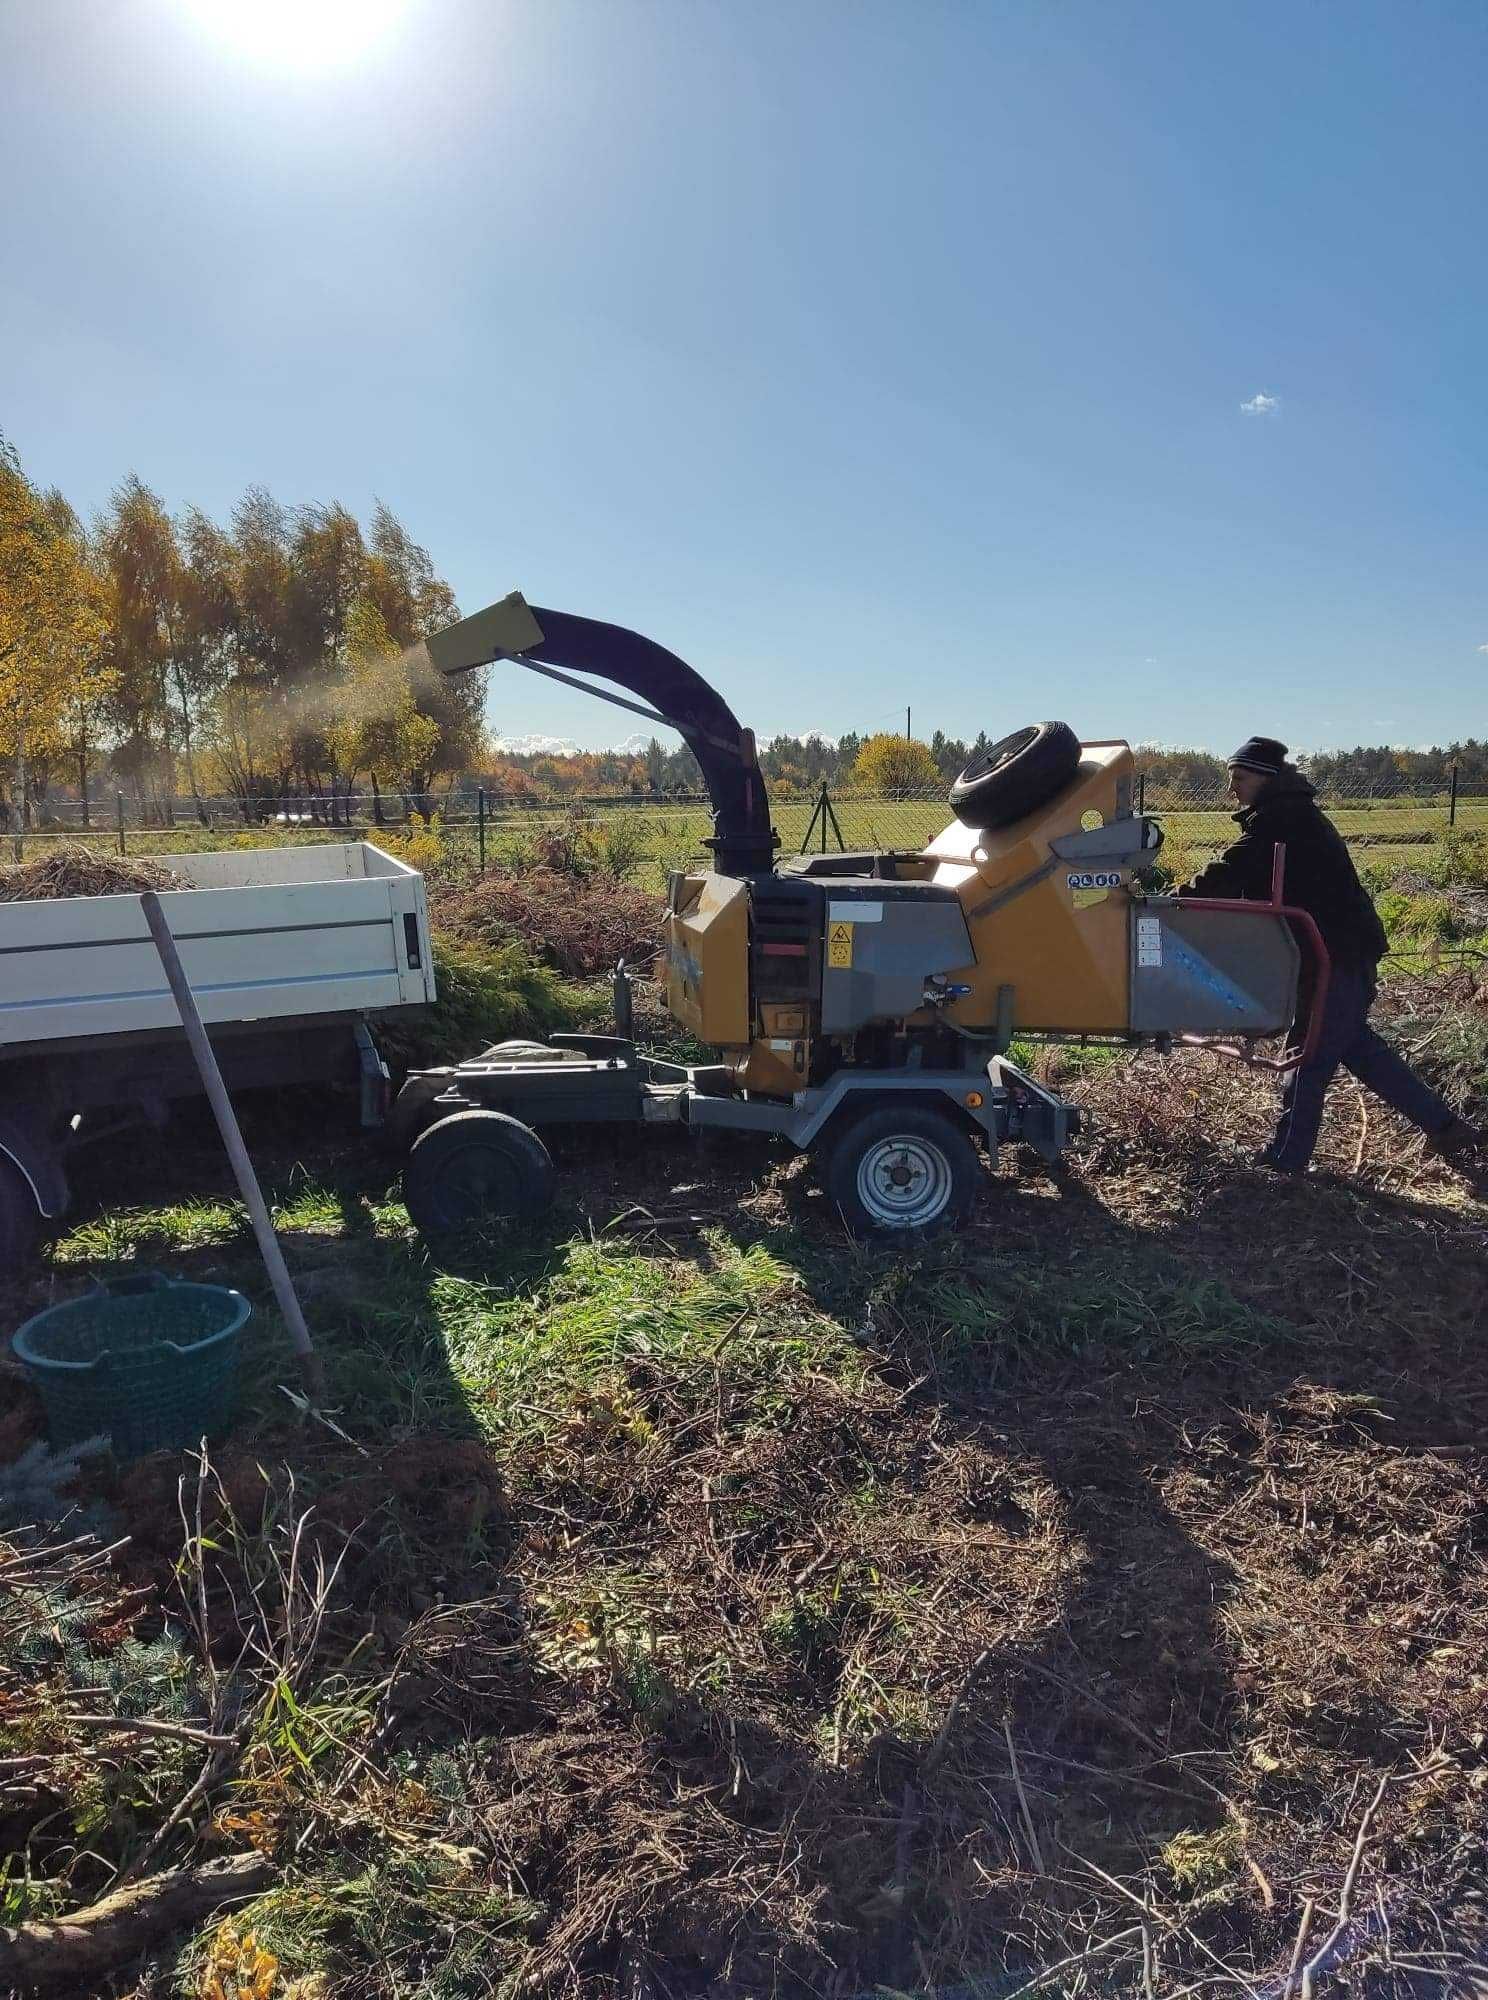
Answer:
403;596;1324;1239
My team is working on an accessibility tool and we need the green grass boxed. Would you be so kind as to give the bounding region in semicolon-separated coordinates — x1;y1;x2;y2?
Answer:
177;1854;542;1999
53;1196;244;1261
433;1234;866;1445
41;1165;1285;1465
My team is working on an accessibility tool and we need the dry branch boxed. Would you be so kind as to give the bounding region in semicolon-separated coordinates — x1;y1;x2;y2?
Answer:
0;1853;270;1990
61;1714;238;1748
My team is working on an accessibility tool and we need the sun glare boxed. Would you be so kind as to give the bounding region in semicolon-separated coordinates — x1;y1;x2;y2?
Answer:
186;0;405;69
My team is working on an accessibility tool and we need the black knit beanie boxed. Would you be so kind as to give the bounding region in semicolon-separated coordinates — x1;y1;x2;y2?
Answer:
1227;736;1288;776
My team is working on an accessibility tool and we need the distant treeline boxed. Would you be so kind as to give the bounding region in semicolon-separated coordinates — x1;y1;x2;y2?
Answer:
1132;740;1488;796
482;731;1488;801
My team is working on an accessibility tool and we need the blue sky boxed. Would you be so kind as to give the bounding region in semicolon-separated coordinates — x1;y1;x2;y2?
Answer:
3;0;1485;754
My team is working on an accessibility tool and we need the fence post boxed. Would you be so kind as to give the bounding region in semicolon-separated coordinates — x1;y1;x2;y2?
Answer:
1448;760;1458;829
478;788;487;874
116;793;126;858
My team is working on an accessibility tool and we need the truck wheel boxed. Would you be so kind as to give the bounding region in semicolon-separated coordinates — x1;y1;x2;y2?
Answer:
819;1104;979;1237
403;1110;556;1236
0;1155;42;1270
950;721;1080;829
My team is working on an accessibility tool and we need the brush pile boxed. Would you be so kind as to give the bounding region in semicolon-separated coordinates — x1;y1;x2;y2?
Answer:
0;845;193;901
436;866;662;977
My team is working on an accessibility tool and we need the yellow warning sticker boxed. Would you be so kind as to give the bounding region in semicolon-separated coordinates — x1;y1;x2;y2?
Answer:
827;920;854;968
1068;869;1120;912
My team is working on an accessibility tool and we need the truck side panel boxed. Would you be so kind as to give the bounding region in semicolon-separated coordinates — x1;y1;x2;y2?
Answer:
0;852;435;1047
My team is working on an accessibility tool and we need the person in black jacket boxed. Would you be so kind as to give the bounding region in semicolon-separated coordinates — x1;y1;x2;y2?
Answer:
1182;737;1480;1176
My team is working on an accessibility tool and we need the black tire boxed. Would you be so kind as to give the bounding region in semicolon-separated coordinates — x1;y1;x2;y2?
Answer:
0;1154;42;1271
819;1103;980;1238
403;1109;556;1236
949;721;1081;829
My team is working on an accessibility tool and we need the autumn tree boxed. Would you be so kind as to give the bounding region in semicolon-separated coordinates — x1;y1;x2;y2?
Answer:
849;732;942;796
0;437;109;835
363;503;476;810
327;597;441;821
101;476;194;819
49;500;114;823
8;456;465;824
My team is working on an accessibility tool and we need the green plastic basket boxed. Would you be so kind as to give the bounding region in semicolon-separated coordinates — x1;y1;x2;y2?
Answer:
12;1272;249;1459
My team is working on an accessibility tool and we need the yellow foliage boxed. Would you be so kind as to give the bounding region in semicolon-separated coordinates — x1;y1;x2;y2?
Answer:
849;733;942;795
0;437;110;767
373;817;446;873
328;596;441;793
200;1921;280;2000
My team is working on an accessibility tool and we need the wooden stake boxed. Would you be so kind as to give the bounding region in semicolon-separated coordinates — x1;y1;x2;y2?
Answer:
139;891;325;1402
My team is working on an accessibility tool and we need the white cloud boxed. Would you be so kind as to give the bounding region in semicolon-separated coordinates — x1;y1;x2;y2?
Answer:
491;733;581;756
1477;642;1488;655
1239;391;1280;416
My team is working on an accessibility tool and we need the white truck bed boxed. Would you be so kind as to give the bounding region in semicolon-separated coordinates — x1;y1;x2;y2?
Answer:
0;842;436;1050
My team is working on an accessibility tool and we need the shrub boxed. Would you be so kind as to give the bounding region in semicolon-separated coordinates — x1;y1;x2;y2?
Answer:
373;817;447;877
1442;829;1488;890
436;868;663;978
594;812;652;879
375;936;571;1069
1376;889;1463;944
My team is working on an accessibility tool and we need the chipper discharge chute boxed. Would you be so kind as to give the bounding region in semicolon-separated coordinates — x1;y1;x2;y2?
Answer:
399;596;1324;1239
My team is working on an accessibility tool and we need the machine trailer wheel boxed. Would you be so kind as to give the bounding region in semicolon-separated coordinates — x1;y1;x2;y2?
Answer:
950;721;1080;828
403;1109;556;1236
0;1154;42;1270
820;1104;979;1237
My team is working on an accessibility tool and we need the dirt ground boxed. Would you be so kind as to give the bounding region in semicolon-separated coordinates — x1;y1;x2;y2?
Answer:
2;1010;1486;1999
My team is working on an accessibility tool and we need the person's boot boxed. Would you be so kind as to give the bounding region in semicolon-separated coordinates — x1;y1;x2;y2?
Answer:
1427;1119;1488;1197
1427;1118;1484;1161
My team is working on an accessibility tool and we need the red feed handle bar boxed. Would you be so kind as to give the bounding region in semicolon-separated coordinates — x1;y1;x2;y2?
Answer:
1163;847;1333;1073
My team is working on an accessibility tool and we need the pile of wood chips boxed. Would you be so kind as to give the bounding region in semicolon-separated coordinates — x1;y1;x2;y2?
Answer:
0;844;193;901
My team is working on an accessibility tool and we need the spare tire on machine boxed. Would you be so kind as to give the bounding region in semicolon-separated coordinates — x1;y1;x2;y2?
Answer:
949;721;1081;829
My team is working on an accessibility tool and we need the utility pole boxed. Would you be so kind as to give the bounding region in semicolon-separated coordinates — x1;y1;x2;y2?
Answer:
906;706;912;740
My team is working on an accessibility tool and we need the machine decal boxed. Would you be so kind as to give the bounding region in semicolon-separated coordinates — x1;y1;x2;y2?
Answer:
1137;915;1163;967
1165;934;1251;1012
667;940;704;987
829;899;882;923
827;921;855;969
1068;869;1120;911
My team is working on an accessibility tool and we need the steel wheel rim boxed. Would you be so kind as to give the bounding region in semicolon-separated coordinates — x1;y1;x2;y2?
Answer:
855;1135;953;1228
429;1141;523;1228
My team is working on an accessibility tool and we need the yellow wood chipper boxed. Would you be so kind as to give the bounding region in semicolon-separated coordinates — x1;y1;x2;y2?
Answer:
393;595;1326;1238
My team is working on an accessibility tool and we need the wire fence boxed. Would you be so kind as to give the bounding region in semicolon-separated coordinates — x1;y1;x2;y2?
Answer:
3;771;1485;879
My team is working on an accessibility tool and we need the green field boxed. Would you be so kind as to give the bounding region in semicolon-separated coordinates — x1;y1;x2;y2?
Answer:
6;791;1485;896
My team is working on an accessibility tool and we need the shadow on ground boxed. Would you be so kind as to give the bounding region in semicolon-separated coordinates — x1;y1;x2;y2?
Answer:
5;1085;1485;1997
